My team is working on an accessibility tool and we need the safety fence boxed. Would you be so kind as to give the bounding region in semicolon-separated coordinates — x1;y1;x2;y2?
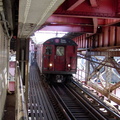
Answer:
15;61;28;120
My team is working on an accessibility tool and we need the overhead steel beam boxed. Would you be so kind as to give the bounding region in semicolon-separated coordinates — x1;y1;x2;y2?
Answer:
93;18;98;33
55;0;118;18
89;0;98;7
54;11;117;19
117;0;120;14
40;15;94;33
74;26;120;50
86;51;120;57
67;0;85;10
46;15;93;25
40;24;94;33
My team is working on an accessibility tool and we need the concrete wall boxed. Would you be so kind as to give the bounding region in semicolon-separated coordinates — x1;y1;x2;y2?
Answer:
0;23;9;120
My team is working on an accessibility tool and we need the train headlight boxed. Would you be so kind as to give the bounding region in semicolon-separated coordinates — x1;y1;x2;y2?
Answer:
68;64;71;67
49;63;53;67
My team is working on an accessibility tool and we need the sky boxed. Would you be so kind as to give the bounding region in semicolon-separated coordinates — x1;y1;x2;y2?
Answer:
31;31;68;44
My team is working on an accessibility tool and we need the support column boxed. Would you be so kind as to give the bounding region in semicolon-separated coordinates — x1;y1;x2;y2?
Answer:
25;38;29;107
85;51;90;83
16;38;30;107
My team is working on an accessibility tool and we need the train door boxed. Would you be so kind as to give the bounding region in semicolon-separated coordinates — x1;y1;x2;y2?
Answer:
54;46;66;71
66;46;77;73
43;45;54;71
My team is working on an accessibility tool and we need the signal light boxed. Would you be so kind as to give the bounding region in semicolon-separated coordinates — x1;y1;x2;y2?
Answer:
68;64;71;67
49;63;53;67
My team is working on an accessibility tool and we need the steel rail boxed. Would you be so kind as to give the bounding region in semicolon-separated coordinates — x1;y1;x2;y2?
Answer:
68;80;120;119
45;85;68;119
51;84;100;119
65;84;107;120
49;84;75;120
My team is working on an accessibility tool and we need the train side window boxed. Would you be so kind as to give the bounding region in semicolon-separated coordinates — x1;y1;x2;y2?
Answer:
56;46;64;56
46;46;52;55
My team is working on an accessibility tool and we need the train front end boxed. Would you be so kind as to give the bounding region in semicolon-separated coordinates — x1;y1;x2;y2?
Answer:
42;38;77;83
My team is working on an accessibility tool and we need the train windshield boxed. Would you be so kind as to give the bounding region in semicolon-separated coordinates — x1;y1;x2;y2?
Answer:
46;46;52;55
56;46;64;56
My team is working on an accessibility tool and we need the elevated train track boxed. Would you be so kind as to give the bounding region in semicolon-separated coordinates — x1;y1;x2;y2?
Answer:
48;83;120;120
28;63;120;120
67;81;120;119
1;1;120;120
50;84;99;120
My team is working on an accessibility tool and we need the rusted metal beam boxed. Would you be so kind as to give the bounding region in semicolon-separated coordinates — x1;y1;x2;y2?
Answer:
46;15;93;25
88;58;107;80
40;24;94;33
108;57;120;75
117;0;120;14
109;82;120;92
105;19;120;26
40;15;94;33
74;26;120;50
55;0;118;18
86;51;120;57
93;18;98;33
87;81;120;105
89;0;98;7
67;0;85;10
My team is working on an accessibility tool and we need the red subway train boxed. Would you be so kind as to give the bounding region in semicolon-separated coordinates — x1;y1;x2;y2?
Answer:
36;37;77;83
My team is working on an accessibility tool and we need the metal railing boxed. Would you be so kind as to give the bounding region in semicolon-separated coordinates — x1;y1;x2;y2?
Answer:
15;61;28;120
73;67;86;83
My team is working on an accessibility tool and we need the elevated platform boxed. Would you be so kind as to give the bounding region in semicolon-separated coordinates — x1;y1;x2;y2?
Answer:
2;94;15;120
28;63;58;120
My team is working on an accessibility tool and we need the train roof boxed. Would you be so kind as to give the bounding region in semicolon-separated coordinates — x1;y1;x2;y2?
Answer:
43;37;77;46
